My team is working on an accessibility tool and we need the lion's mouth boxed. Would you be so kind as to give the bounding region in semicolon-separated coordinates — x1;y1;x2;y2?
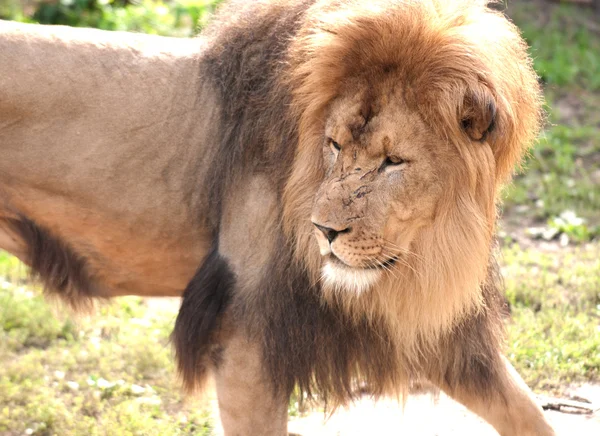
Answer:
327;254;398;270
368;256;398;270
321;256;383;293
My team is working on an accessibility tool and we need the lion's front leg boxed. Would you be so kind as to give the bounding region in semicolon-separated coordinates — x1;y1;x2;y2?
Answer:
423;306;557;436
433;355;555;436
214;329;289;436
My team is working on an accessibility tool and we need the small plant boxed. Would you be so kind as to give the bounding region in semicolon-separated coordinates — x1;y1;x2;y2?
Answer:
0;284;77;351
548;210;598;243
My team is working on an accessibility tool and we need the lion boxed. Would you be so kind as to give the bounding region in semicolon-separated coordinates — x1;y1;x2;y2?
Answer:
0;0;556;434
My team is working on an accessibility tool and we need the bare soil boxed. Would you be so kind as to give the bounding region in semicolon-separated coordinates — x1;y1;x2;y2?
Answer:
286;388;600;435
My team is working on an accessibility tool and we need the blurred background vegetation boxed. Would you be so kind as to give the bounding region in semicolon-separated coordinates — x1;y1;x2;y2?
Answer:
0;0;222;35
1;0;599;434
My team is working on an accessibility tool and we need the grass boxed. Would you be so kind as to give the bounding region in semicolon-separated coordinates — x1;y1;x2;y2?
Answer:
508;1;600;91
500;1;600;389
503;244;600;392
502;0;600;240
0;276;213;435
1;0;600;433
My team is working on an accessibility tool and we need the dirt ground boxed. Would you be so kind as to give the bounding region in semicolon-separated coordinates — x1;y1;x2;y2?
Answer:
188;380;600;435
286;387;600;436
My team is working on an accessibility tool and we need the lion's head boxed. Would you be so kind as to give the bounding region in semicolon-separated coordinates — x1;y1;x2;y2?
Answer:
311;79;447;293
283;0;542;337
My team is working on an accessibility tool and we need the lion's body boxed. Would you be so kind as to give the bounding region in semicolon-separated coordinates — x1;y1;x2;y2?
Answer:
0;23;215;301
0;1;556;434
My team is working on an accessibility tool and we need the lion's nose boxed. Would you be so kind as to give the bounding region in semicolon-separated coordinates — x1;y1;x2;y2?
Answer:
312;223;350;244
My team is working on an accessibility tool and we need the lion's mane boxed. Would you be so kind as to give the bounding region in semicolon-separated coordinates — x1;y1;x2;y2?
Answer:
173;0;542;406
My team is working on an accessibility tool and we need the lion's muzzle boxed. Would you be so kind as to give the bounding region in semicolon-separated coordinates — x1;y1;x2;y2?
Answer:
312;222;351;256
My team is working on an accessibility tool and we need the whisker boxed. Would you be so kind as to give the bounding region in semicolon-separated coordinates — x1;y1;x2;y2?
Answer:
381;242;425;261
363;254;405;282
381;239;422;253
360;255;398;280
379;249;422;279
378;261;400;281
381;244;432;270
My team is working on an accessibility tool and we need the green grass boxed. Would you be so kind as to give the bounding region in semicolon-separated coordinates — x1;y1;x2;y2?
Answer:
504;123;600;226
503;1;600;238
509;1;600;90
503;244;600;392
0;276;213;435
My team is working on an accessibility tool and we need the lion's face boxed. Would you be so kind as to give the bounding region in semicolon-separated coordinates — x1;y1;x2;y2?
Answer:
312;80;448;292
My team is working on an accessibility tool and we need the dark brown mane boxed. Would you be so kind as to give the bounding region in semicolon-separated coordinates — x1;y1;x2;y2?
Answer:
4;216;99;309
173;248;234;393
197;0;314;230
234;236;402;404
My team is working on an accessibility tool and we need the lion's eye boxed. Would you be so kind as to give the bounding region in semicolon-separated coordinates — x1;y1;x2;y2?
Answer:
382;156;406;169
380;156;408;173
329;139;342;153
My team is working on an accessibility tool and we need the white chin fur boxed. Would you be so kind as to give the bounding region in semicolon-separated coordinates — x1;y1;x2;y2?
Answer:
322;262;381;294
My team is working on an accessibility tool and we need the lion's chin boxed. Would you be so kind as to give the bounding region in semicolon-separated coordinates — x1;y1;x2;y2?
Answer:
321;261;381;294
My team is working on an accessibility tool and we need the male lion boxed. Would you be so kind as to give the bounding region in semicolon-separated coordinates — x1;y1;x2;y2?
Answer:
0;0;556;435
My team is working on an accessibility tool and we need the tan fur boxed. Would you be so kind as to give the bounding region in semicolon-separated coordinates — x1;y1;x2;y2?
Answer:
0;2;554;435
0;21;214;297
214;323;289;435
444;357;557;436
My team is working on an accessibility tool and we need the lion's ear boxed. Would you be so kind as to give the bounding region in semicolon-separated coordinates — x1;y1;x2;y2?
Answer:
460;91;497;142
